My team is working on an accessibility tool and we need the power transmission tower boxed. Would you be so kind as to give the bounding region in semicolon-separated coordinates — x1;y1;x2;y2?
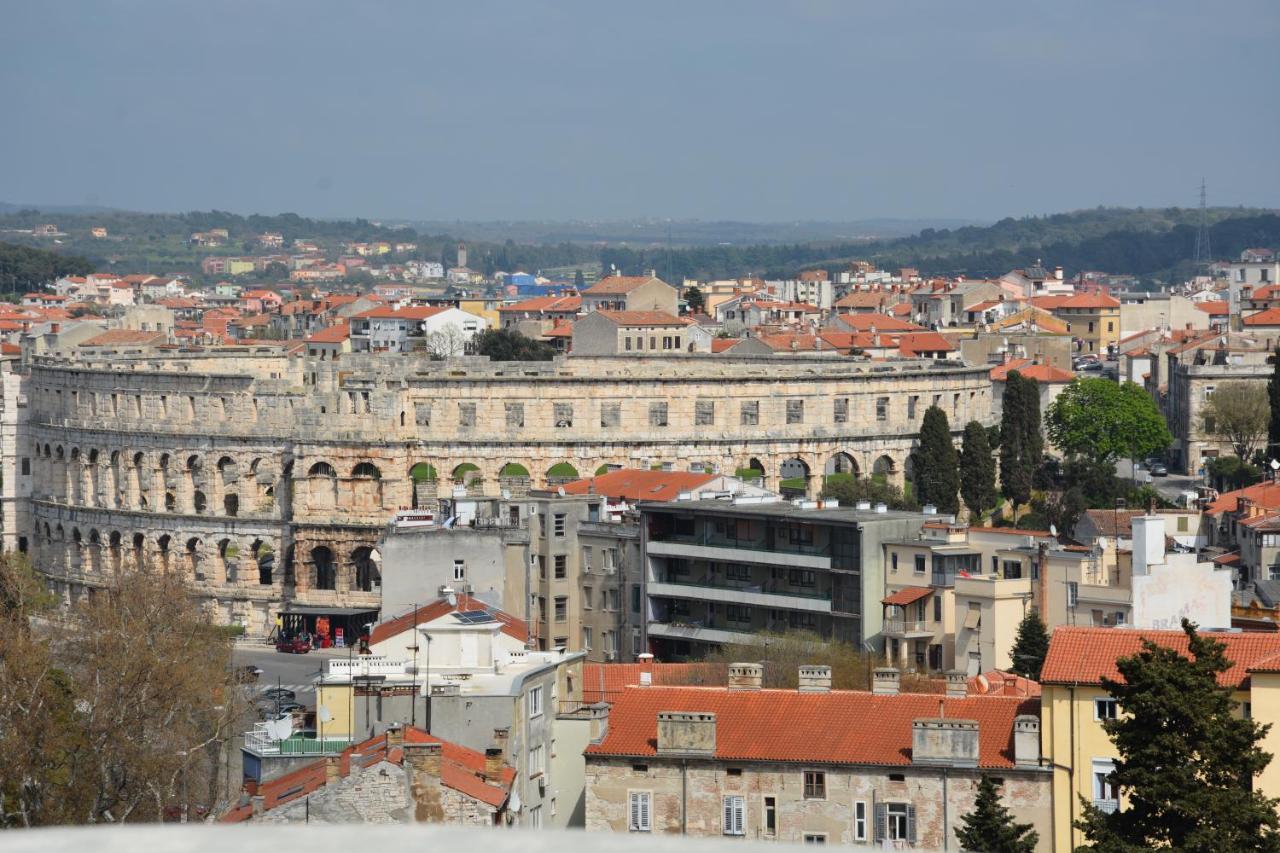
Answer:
1193;178;1212;271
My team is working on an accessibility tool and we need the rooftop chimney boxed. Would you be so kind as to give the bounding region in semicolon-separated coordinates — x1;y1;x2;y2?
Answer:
386;725;405;748
1014;715;1041;767
484;747;504;779
945;671;968;697
912;718;980;767
872;667;901;695
325;755;341;786
656;711;716;755
728;662;763;690
1131;514;1165;575
798;665;832;693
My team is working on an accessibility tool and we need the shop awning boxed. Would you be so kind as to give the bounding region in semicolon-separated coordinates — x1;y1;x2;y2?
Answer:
279;605;379;616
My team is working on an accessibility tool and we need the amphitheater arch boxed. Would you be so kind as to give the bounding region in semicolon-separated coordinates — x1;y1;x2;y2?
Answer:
409;462;438;508
312;545;336;590
825;452;859;477
737;457;766;483
546;462;579;485
352;545;380;593
351;461;382;480
452;462;481;485
872;454;896;481
308;461;336;478
779;457;812;496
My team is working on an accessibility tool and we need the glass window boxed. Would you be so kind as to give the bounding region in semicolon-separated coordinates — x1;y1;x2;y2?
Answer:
722;795;745;836
764;796;776;836
886;803;911;841
628;791;651;831
527;685;544;717
876;397;889;421
554;514;566;537
1095;698;1119;720
853;801;867;841
554;554;567;578
554;596;567;621
803;770;825;799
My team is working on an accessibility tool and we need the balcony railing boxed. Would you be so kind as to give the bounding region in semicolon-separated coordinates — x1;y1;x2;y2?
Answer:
657;575;831;601
244;724;351;756
883;618;932;635
651;530;829;558
1093;799;1119;815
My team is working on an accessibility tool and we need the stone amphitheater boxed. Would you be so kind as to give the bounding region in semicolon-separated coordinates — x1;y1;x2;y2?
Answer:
12;349;993;634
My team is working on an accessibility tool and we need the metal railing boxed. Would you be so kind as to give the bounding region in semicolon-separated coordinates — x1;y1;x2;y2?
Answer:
882;619;931;635
244;723;350;756
656;575;831;601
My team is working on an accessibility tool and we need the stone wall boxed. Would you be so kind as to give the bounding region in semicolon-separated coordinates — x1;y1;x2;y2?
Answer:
16;351;993;627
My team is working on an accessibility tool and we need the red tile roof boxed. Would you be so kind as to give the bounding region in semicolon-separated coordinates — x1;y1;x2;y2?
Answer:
836;313;922;332
368;596;526;647
1244;307;1280;326
990;359;1075;383
560;468;718;502
585;686;1036;769
1248;652;1280;674
354;305;449;320
1028;295;1071;310
896;331;955;356
593;310;686;327
1196;300;1230;316
1040;626;1280;688
882;586;932;606
582;662;726;704
498;295;581;313
1058;293;1120;309
305;322;350;343
834;292;887;309
78;329;167;347
1205;481;1280;516
585;275;665;295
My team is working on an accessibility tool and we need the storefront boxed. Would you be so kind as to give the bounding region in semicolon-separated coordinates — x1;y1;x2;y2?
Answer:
276;604;380;648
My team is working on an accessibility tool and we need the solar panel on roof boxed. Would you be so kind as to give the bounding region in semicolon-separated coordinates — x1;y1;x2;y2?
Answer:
452;610;496;624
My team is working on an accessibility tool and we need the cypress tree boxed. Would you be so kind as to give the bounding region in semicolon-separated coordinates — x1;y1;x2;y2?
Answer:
999;371;1038;518
914;405;960;514
960;420;998;522
1008;607;1050;681
955;774;1039;853
1077;620;1280;851
1268;348;1280;464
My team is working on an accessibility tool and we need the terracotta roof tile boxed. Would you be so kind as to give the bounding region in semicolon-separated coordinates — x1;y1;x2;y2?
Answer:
1244;307;1280;326
1040;626;1280;687
368;596;526;647
592;310;686;327
882;586;932;606
561;468;718;502
584;275;666;295
582;662;726;704
585;686;1036;769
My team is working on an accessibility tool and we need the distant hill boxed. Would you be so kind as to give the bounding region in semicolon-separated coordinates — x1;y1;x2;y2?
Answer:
600;207;1280;281
0;242;93;292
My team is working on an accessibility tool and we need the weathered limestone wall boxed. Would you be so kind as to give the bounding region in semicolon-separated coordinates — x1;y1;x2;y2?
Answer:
20;351;993;628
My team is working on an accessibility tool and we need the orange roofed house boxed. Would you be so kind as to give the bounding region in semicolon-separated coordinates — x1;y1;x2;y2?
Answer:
581;273;678;315
584;663;1051;849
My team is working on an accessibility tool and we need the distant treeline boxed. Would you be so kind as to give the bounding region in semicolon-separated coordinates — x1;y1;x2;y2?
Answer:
601;208;1280;281
0;242;92;292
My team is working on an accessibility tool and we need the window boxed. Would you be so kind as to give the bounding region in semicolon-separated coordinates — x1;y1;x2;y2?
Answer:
833;397;849;423
628;791;651;832
529;743;545;776
908;395;918;418
527;685;544;717
695;400;715;426
601;402;621;428
915;554;926;574
726;604;752;624
740;401;759;425
581;626;592;649
554;596;567;621
553;513;566;537
554;554;567;578
1095;698;1119;720
722;795;745;836
582;545;592;571
803;835;827;845
453;559;466;581
1092;759;1119;811
787;399;804;424
853;800;868;842
631;584;641;613
1002;559;1023;579
649;402;668;427
933;596;942;622
458;402;476;428
583;586;593;609
21;458;29;476
878;803;915;843
605;588;620;611
763;796;776;837
506;402;524;428
876;397;889;421
554;402;573;428
803;770;826;799
528;805;542;828
891;552;899;572
625;336;632;351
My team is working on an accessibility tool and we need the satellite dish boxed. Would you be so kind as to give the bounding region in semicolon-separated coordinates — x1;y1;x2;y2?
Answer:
1270;459;1279;471
557;486;566;497
318;706;332;723
1049;524;1058;537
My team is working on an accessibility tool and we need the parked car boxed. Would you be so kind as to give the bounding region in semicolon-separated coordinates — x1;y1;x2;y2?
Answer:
236;665;264;684
1150;462;1168;477
261;687;297;702
275;636;311;654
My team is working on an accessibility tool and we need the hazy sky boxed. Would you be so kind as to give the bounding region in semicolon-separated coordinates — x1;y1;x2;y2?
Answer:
2;1;1276;222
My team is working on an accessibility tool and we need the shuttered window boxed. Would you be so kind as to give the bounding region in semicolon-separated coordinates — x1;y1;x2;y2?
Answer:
722;795;745;835
628;791;651;832
874;803;916;843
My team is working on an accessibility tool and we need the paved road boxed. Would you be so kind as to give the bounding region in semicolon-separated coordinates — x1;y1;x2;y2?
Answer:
1115;459;1202;505
234;644;354;705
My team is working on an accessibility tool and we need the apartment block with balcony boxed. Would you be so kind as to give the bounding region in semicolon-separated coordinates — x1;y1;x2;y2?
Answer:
639;497;933;659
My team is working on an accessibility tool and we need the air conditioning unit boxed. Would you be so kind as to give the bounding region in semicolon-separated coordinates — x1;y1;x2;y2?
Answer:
605;651;616;661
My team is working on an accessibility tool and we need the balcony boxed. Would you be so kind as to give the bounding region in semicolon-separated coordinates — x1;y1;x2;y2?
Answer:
648;577;832;613
647;622;759;646
882;618;935;638
647;538;830;570
244;724;350;757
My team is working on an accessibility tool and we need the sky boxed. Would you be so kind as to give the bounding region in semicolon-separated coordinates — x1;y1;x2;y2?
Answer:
1;1;1277;223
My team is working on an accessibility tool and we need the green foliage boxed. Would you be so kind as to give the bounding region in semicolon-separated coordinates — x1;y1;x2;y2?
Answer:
999;372;1043;513
960;420;998;521
0;241;92;292
1034;487;1088;535
573;269;585;289
913;406;960;514
499;463;531;477
1047;378;1171;464
820;474;920;511
1076;620;1280;852
1268;349;1280;466
472;328;556;361
1207;455;1263;491
955;774;1039;853
1200;380;1270;460
1009;608;1050;681
683;285;705;313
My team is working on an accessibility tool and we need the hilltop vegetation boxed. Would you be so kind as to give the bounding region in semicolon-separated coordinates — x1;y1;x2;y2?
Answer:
0;242;93;292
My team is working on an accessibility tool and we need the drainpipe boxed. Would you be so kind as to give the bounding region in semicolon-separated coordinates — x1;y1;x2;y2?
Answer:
941;766;950;852
681;758;688;835
1069;685;1077;851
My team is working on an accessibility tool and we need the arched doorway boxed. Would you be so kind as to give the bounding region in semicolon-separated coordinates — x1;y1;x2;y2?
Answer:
779;458;812;497
351;546;380;592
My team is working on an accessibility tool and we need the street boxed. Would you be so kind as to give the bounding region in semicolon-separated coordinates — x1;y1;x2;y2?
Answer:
234;643;355;705
1114;459;1202;506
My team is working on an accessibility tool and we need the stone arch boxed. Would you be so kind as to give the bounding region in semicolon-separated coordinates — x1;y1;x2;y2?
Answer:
409;462;438;508
132;532;145;569
159;452;170;470
595;463;615;476
87;529;102;574
224;493;239;516
185;537;202;580
88;449;99;464
825;452;859;477
308;461;336;478
498;462;531;493
351;545;380;592
872;454;896;482
452;462;481;485
779;457;812;497
217;456;238;483
312;545;336;590
165;491;176;512
351;461;382;480
55;445;64;461
186;454;201;472
736;457;766;483
156;533;172;573
108;531;123;573
217;538;235;583
253;539;274;585
193;490;207;513
546;462;579;486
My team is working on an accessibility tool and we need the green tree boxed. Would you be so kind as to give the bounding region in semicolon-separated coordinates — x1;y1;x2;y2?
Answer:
573;268;585;289
1076;620;1280;852
999;372;1042;518
1200;380;1270;461
913;406;960;514
1008;608;1050;681
472;328;556;361
955;774;1039;853
960;420;998;521
683;285;705;314
820;474;920;511
1046;378;1171;464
